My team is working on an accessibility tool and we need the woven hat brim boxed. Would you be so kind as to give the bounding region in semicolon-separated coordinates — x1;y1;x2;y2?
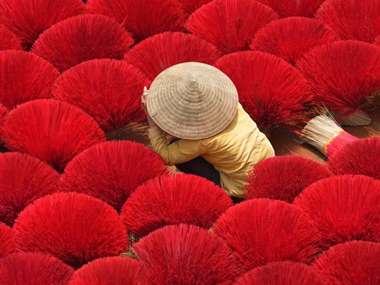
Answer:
147;62;239;140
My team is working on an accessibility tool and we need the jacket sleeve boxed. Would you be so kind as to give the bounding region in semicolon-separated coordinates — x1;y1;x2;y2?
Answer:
148;125;205;165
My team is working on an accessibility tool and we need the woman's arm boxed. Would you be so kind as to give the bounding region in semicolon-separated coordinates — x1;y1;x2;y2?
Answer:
148;124;205;165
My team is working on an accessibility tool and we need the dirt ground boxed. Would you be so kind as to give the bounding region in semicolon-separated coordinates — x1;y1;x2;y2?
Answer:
271;109;380;163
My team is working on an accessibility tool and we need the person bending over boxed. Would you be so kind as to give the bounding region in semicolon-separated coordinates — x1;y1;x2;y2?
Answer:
143;62;274;198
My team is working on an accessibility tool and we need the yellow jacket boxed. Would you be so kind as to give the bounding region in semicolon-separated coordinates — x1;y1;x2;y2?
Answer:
148;104;275;197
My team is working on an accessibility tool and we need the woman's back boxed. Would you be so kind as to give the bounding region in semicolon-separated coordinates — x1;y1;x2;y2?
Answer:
202;104;274;197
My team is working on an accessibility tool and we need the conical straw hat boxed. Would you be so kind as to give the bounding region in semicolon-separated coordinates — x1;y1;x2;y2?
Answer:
146;62;238;140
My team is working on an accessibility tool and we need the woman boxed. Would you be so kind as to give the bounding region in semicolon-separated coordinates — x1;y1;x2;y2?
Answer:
143;62;274;198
